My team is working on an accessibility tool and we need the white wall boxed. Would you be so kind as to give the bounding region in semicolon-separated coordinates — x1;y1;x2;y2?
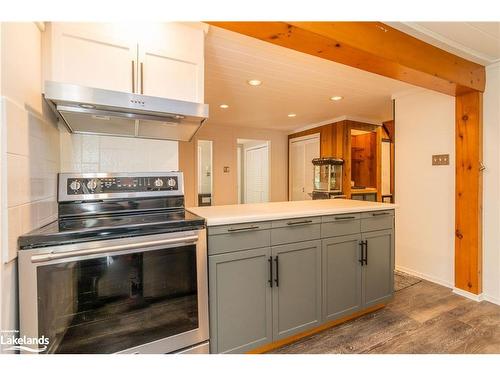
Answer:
60;132;178;173
0;22;60;349
483;63;500;305
394;89;455;287
0;22;3;344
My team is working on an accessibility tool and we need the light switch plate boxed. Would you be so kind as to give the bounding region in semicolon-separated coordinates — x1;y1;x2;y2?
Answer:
223;166;230;173
432;154;450;166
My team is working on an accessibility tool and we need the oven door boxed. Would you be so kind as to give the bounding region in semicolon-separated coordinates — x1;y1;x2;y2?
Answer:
18;230;208;354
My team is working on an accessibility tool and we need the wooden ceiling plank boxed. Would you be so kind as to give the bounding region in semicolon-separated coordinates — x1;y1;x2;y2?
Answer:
207;22;486;96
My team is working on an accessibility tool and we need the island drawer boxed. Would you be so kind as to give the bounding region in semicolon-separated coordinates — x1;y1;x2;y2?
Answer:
208;221;271;255
321;214;361;238
360;210;394;232
271;217;321;246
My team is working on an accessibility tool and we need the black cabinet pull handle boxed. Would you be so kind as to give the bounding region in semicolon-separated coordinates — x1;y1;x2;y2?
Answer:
227;225;259;232
358;241;364;265
274;256;279;287
286;219;313;226
364;240;368;265
268;256;273;288
335;216;356;221
372;212;390;216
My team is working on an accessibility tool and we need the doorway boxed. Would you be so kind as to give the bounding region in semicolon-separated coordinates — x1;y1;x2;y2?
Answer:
289;134;320;201
197;140;213;206
237;139;270;204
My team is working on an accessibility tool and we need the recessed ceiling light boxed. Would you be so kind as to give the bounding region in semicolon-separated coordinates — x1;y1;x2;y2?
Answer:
219;104;229;109
288;113;297;118
330;96;343;101
247;79;262;86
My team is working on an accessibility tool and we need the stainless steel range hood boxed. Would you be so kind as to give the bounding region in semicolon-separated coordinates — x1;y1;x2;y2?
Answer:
43;81;208;142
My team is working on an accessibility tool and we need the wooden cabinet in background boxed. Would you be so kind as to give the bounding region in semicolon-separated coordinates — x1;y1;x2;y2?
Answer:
288;119;384;201
351;132;377;188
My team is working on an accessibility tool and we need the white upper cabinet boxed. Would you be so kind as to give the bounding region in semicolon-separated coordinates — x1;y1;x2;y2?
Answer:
138;23;204;102
43;22;205;103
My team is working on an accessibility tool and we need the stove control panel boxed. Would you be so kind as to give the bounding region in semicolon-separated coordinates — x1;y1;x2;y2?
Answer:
59;173;183;201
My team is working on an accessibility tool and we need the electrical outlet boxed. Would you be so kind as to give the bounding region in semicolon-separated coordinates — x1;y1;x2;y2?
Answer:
432;154;450;166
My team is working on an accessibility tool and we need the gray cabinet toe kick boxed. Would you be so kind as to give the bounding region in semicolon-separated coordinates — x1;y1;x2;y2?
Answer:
207;209;395;353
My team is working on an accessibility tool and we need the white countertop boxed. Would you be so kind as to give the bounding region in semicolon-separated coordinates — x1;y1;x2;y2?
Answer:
187;199;397;226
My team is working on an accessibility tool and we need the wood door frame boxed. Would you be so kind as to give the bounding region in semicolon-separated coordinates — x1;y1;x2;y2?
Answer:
209;21;484;295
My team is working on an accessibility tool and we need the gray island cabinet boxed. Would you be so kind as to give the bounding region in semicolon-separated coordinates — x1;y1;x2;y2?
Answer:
191;203;395;354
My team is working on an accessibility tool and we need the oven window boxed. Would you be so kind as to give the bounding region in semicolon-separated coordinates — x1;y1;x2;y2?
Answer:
36;245;198;354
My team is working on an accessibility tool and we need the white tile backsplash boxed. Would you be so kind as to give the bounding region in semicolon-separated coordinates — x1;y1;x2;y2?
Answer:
60;132;179;173
5;98;29;156
2;97;60;263
7;153;30;207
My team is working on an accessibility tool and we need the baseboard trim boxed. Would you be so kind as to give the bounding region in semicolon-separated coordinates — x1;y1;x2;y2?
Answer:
246;303;387;354
395;265;453;289
452;288;484;302
395;266;500;306
483;294;500;306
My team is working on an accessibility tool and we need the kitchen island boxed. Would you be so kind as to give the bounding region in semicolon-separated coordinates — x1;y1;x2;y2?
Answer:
188;199;396;354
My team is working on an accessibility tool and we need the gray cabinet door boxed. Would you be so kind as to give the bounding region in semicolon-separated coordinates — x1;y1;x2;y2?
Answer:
271;240;322;341
209;247;273;353
362;229;394;307
322;234;363;322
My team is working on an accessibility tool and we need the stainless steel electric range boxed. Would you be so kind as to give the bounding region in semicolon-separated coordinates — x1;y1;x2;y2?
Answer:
18;172;209;354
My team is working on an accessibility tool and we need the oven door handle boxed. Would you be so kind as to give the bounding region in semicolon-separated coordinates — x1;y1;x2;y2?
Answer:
30;235;199;263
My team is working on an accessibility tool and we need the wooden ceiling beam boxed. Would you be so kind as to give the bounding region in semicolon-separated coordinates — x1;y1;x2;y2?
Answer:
207;22;485;96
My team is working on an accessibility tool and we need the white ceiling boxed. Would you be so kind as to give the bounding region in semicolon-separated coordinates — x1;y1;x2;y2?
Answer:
387;22;500;65
204;26;415;132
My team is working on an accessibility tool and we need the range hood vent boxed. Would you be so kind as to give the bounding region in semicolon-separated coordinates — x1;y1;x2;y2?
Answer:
43;81;208;142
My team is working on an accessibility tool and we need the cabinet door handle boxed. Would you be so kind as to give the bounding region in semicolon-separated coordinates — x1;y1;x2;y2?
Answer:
274;256;279;287
131;60;135;93
372;212;390;216
140;62;144;94
227;225;259;232
359;241;365;265
365;240;368;265
286;219;313;226
268;256;273;288
335;216;356;221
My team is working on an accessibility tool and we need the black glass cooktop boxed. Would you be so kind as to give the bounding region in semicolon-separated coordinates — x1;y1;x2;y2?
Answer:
18;209;205;249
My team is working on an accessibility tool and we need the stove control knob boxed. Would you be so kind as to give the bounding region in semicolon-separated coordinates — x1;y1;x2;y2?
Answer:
69;180;81;191
87;179;99;191
154;178;164;188
167;178;176;187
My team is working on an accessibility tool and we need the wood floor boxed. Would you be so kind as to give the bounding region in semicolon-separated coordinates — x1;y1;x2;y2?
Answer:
271;279;500;354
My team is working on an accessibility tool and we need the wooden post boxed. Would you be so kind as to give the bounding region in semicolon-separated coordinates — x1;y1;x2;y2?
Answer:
216;22;486;292
375;127;383;202
342;121;352;199
455;91;483;294
207;22;485;95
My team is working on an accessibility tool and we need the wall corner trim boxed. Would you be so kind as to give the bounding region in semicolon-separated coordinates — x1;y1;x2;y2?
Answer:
452;288;484;302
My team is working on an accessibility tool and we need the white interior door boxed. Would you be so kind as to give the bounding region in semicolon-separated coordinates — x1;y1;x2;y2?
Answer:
290;141;306;201
289;135;320;201
244;145;269;203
